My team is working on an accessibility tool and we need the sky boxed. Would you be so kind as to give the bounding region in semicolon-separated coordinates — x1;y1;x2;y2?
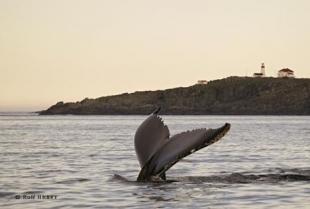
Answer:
1;0;310;111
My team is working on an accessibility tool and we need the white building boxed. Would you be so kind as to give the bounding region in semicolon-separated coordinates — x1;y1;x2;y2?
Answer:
278;68;295;78
253;63;266;77
197;80;208;85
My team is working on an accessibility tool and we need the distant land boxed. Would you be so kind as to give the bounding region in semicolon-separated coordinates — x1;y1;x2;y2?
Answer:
40;77;310;115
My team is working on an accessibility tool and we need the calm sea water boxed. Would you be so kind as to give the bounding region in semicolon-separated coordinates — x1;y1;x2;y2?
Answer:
0;114;309;209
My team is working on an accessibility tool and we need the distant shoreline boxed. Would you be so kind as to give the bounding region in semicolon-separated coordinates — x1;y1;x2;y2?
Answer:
38;76;310;115
1;113;310;117
0;112;39;116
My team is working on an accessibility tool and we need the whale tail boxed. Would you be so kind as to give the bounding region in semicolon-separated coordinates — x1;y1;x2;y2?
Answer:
152;106;161;115
134;109;231;181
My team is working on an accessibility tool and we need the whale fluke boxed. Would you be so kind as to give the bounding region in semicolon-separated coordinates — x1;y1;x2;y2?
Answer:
134;109;231;182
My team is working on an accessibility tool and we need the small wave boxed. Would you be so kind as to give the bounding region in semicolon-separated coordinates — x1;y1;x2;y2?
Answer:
113;168;310;184
178;168;310;184
21;191;43;195
0;192;16;198
111;174;177;185
88;153;99;157
179;173;310;184
112;174;131;182
56;178;90;184
266;167;310;176
38;169;77;174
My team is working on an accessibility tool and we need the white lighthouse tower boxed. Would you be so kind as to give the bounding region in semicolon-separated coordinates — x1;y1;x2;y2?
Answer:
261;63;265;76
253;63;266;77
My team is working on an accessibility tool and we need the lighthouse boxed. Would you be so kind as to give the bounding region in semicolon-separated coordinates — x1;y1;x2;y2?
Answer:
261;63;265;76
253;63;266;77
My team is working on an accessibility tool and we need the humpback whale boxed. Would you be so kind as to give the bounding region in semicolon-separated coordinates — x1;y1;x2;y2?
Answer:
134;107;231;182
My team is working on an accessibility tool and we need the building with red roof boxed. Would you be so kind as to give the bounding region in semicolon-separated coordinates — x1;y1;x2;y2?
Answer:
278;68;295;78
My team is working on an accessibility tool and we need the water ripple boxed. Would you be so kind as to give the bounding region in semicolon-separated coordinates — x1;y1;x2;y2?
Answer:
1;115;310;209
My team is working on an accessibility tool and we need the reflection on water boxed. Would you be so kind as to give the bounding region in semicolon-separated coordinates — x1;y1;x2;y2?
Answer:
0;115;309;208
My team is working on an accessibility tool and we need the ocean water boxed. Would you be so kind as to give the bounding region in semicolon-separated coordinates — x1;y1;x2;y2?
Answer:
0;114;309;209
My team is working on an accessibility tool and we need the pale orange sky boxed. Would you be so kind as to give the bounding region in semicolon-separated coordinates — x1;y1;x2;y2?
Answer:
1;0;310;111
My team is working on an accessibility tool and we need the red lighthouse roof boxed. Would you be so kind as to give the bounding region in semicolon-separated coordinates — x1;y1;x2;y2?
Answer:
279;68;294;73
